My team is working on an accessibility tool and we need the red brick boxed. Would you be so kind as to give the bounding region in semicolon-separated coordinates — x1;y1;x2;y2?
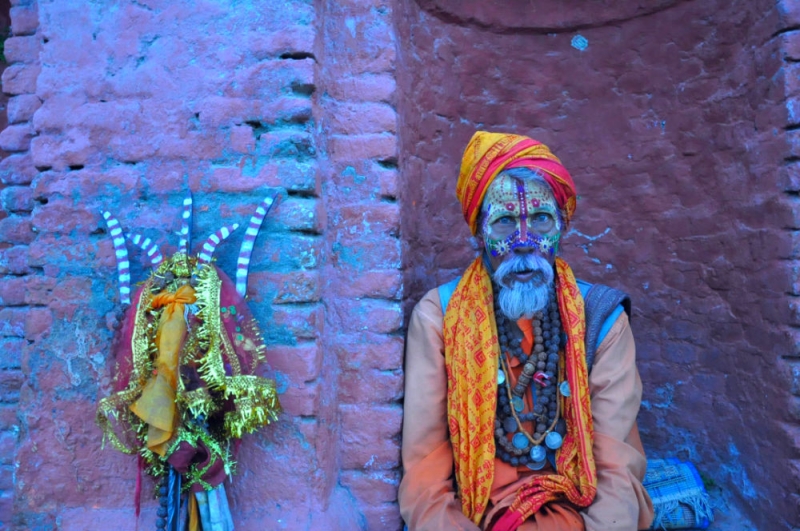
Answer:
328;73;396;103
4;36;39;64
0;185;34;213
326;16;396;75
23;276;56;306
194;97;256;128
0;277;26;306
30;134;93;171
0;337;28;372
0;431;18;465
329;133;397;162
338;368;403;404
197;96;314;130
247;27;315;60
7;94;42;124
254;159;320;194
247;270;320;304
272;303;323;340
0;405;17;431
0;123;34;152
0;246;30;275
280;381;320;417
24;307;53;340
30;200;100;235
267;342;322;383
327;102;397;135
229;124;255;153
199;166;265;193
233;59;315;100
336;202;399;236
331;233;401;271
27;235;101;271
329;269;403;299
1;64;40;95
0;153;37;186
0;338;24;371
34;168;139;199
256;130;316;158
339;404;402;470
277;196;324;234
0;216;34;245
379;167;398;198
10;5;38;36
329;298;402;333
0;371;22;403
335;335;404;371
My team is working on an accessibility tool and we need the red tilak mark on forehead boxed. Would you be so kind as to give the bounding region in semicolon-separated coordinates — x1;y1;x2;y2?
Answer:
515;178;528;241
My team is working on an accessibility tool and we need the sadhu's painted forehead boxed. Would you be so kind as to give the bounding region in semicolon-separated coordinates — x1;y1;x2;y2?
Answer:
481;173;561;223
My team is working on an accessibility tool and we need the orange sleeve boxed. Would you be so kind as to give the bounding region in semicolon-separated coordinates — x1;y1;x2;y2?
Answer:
399;288;481;531
581;312;655;531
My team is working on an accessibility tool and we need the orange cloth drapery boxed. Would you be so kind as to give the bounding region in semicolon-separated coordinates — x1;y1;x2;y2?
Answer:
456;131;577;235
442;257;597;530
130;284;197;456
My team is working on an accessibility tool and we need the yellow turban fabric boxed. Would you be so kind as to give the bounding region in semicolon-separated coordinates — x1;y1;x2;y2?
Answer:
456;131;577;234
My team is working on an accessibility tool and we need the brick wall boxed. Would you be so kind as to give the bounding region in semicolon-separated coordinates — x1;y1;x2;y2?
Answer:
0;0;40;527
0;0;402;529
396;0;799;528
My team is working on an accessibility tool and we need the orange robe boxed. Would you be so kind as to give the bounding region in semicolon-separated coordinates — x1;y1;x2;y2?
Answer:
399;288;654;531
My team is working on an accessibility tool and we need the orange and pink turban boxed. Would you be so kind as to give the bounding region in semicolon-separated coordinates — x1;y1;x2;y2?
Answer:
456;131;577;235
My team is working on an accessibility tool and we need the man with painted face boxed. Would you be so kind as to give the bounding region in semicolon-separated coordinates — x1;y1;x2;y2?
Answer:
399;132;654;531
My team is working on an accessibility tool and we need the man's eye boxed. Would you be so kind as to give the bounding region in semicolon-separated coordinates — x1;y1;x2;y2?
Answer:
534;214;551;223
497;216;515;224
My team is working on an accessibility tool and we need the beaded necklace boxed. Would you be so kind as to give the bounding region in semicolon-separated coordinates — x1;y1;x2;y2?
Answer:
493;287;570;469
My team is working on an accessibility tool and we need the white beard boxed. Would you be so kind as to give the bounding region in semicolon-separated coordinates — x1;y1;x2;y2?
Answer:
492;254;554;321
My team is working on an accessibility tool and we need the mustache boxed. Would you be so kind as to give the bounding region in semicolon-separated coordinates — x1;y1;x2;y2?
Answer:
493;254;554;289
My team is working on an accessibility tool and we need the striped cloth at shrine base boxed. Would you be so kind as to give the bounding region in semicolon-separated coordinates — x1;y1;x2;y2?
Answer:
645;458;714;530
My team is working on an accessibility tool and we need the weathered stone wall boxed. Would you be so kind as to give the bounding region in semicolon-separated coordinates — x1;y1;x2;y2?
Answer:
0;0;402;529
775;0;800;525
396;0;799;528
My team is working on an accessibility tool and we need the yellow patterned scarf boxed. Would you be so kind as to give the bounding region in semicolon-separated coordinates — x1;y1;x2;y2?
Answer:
443;257;597;528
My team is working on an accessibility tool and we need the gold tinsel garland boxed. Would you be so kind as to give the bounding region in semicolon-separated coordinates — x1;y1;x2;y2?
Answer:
96;253;280;485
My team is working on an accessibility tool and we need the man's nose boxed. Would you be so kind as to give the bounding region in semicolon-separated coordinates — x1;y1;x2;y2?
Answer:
513;242;535;254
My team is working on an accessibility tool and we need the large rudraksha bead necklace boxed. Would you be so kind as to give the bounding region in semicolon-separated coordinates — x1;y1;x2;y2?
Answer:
493;288;569;469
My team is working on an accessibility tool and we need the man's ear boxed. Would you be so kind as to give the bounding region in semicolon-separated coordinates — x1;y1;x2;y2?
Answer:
469;235;484;252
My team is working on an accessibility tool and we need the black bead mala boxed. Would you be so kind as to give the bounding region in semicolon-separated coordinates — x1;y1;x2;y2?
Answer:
493;288;568;469
156;478;168;530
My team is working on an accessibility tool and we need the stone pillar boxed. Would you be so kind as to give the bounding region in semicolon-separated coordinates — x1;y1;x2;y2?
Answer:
318;0;404;527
